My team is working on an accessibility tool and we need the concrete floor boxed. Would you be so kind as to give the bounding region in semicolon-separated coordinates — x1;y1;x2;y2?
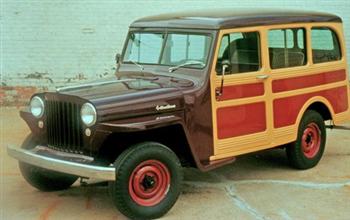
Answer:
1;107;349;220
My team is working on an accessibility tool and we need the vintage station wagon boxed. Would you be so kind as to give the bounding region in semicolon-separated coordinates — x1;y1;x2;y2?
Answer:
8;9;350;219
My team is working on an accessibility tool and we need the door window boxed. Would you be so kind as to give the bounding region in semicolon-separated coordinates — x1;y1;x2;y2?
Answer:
216;32;260;75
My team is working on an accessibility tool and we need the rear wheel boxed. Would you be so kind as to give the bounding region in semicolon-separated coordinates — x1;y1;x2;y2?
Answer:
286;110;326;169
109;142;183;219
19;134;78;191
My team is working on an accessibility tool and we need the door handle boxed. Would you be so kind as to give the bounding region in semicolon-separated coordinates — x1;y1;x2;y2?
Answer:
256;74;269;80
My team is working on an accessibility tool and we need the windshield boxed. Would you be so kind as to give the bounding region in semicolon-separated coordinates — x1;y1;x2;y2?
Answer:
123;32;212;69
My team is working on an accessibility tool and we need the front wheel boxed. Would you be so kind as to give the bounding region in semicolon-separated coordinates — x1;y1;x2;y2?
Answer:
109;142;183;219
19;134;78;191
286;110;326;169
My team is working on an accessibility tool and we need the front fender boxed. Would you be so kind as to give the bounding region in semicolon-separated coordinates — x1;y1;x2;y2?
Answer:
20;110;46;143
96;114;184;133
89;113;185;153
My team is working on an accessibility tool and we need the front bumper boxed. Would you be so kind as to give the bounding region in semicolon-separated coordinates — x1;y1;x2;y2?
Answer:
7;145;115;181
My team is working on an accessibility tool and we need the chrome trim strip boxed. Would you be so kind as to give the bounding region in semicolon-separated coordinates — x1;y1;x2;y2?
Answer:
56;78;136;92
7;145;115;180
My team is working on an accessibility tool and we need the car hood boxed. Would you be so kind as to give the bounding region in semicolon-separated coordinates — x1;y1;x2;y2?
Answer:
57;72;195;121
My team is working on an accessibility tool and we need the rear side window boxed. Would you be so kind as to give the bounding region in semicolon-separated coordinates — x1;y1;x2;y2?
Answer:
268;28;307;69
216;31;260;75
311;27;341;63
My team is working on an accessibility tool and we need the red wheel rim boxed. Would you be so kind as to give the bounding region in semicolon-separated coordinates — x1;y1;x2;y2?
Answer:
128;160;170;206
301;122;321;158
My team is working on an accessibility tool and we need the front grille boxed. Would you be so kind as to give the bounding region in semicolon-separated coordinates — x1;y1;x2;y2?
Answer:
46;100;84;154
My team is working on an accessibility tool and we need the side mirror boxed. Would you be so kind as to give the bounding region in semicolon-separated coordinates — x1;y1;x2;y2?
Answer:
221;59;231;74
115;53;121;73
217;60;231;97
115;53;121;64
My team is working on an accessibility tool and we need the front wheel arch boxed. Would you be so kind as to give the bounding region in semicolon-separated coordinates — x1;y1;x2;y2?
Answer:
97;124;196;168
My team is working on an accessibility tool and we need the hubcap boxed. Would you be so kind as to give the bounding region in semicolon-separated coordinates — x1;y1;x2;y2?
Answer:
129;160;170;206
301;122;321;158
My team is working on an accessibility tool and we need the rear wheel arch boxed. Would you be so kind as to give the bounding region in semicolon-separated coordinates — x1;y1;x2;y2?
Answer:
306;101;333;121
295;97;335;129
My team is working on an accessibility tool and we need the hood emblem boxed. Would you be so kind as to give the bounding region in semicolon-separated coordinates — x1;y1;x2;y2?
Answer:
156;104;176;111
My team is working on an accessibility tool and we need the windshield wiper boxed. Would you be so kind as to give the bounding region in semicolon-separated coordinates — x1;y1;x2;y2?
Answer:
168;60;205;73
129;60;144;71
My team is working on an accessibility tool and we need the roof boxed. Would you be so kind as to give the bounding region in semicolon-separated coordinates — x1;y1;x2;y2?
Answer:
130;9;341;30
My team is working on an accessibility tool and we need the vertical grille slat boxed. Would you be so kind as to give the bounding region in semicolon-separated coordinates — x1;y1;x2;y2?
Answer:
72;103;77;150
46;100;51;147
52;101;57;146
63;102;67;147
55;101;60;147
59;102;63;147
46;99;83;154
57;101;61;147
67;103;71;148
76;103;81;149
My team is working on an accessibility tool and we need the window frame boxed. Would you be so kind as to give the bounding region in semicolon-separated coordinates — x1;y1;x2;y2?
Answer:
121;30;214;70
310;26;342;64
267;27;308;70
160;33;211;66
215;31;262;75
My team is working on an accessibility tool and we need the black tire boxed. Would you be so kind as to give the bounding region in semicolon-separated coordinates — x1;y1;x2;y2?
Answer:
109;142;183;220
286;110;326;169
19;134;78;191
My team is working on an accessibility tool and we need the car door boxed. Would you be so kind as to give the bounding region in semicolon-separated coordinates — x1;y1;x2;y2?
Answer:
209;28;272;161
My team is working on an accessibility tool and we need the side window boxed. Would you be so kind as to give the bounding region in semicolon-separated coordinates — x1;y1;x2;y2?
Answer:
268;28;307;69
216;31;260;75
269;29;294;48
311;27;341;63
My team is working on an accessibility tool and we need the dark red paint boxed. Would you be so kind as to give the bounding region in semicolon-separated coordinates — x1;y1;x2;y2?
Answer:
301;122;321;159
273;86;348;128
131;10;341;30
272;69;346;93
128;159;170;207
217;82;265;101
217;102;266;139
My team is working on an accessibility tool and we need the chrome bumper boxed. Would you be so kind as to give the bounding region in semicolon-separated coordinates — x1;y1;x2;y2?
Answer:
7;145;115;181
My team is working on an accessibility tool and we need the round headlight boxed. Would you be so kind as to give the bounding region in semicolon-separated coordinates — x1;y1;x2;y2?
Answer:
81;103;97;127
30;96;44;118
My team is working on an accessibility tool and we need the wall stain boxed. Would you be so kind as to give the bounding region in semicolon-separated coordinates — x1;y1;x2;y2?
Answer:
25;72;54;83
66;73;87;83
82;28;96;34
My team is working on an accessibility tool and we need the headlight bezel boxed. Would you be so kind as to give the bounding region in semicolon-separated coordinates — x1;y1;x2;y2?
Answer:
80;103;97;127
30;96;45;118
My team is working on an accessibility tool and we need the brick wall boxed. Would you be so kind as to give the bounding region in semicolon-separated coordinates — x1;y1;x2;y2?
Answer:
1;0;350;105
